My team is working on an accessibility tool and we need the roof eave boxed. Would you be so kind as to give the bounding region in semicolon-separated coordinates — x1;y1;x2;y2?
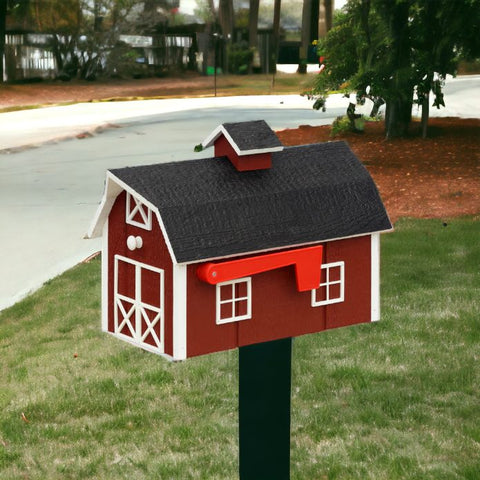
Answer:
201;125;284;156
85;171;123;239
85;171;180;265
176;225;394;266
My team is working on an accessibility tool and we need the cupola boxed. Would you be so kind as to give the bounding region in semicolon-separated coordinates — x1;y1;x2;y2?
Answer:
201;120;284;171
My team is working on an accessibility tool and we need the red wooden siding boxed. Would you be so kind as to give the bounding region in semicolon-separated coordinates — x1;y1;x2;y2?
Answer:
237;264;321;346
186;265;239;357
214;135;272;171
325;235;371;329
186;236;372;358
108;191;174;356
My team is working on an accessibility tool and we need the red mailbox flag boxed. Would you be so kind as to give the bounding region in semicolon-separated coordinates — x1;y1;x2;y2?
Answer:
197;245;323;292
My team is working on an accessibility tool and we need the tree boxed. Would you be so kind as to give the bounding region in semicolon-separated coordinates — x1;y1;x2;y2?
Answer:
1;0;32;82
194;0;217;74
0;1;7;82
217;0;234;72
377;0;414;138
411;0;480;136
299;0;312;72
2;1;176;81
38;0;82;79
309;0;480;138
318;0;333;37
271;0;281;71
218;0;234;41
138;0;171;32
248;0;260;73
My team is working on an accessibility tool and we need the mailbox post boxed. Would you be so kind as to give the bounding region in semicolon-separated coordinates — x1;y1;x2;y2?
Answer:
239;338;292;480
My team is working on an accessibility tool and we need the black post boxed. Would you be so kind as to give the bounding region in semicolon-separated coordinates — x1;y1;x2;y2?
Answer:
239;337;292;480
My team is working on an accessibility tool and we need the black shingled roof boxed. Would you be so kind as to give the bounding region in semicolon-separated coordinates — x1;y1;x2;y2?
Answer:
110;141;392;263
221;120;283;152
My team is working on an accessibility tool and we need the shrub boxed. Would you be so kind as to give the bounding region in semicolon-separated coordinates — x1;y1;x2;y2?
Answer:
330;115;352;137
227;42;253;74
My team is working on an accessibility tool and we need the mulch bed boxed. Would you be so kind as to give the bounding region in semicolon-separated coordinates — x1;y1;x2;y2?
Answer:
277;117;480;223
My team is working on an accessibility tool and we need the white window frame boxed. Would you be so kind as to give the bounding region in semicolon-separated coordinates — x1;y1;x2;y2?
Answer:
216;277;252;325
126;192;152;230
311;261;345;307
114;255;164;353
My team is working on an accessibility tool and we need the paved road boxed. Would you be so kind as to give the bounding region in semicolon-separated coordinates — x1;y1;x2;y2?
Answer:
0;75;478;311
0;95;349;311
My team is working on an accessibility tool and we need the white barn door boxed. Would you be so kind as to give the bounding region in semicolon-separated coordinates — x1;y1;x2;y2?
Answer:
114;255;164;354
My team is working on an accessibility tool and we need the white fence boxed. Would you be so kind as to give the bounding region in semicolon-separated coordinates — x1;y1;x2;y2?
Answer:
120;34;193;69
3;32;195;81
19;47;56;74
4;34;57;81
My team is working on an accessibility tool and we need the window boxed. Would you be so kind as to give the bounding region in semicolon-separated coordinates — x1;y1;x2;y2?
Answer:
126;192;152;230
216;277;252;324
311;261;345;307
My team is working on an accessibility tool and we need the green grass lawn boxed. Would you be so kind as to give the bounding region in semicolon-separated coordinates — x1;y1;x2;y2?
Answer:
1;217;479;479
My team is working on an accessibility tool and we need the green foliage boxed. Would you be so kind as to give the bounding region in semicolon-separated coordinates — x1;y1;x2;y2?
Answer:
330;114;368;137
330;115;352;136
0;218;479;479
235;8;251;30
193;0;215;24
315;10;359;88
105;42;148;79
4;1;186;81
309;0;480;137
227;42;253;75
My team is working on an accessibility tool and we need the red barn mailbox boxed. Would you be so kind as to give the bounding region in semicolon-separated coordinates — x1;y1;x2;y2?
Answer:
87;120;391;479
87;120;391;361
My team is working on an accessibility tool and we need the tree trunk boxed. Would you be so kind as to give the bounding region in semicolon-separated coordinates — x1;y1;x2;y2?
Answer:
51;35;64;72
369;96;385;117
0;0;6;82
421;91;430;139
218;0;234;72
33;0;42;31
248;0;259;73
271;0;281;74
299;0;312;73
318;0;333;37
383;0;413;139
203;0;216;75
385;98;412;139
218;0;234;40
324;0;333;31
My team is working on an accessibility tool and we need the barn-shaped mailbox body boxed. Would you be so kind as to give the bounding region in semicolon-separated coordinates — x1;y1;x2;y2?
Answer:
87;120;392;361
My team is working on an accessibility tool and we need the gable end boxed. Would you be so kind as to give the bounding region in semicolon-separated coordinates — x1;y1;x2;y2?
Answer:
202;120;284;156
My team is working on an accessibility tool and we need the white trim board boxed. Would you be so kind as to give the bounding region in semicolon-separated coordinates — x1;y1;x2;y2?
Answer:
201;125;284;156
172;264;187;361
113;254;165;354
105;331;175;362
371;232;381;322
178;228;393;267
86;171;179;265
101;219;109;332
